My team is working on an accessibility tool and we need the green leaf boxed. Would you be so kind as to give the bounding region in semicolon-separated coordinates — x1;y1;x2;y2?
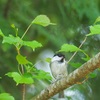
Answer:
20;73;34;84
6;72;22;85
87;25;100;36
25;65;36;73
11;24;16;29
69;62;82;68
82;56;90;61
23;40;42;51
59;44;89;58
0;93;15;100
89;72;97;78
33;70;52;80
32;15;56;27
16;54;29;65
2;35;23;46
2;34;42;50
6;72;34;85
94;16;100;24
0;29;4;37
11;24;18;36
59;44;82;52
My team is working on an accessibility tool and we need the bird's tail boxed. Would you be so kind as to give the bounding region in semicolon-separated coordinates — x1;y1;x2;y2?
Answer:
59;90;64;98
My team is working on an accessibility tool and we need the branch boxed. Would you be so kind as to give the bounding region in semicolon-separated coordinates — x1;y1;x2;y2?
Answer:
67;36;87;63
31;52;100;100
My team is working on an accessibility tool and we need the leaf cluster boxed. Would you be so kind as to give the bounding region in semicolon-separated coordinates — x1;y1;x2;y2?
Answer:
0;15;55;86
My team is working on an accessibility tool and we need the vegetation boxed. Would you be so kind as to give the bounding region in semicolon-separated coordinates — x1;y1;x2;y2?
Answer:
0;0;100;100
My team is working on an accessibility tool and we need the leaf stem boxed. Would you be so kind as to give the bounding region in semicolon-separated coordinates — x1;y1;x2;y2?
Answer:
67;36;87;63
21;22;33;40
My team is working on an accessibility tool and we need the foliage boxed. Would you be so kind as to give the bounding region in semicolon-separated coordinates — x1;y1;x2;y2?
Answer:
0;15;54;85
0;93;15;100
0;15;55;99
59;44;82;52
0;0;100;100
32;15;56;26
6;72;34;85
0;15;100;99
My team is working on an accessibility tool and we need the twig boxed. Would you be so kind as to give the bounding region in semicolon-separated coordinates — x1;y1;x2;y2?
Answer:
22;84;26;100
21;22;33;40
67;36;87;63
21;65;26;100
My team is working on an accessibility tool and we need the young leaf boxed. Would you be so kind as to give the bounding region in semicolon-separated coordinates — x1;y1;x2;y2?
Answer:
25;65;36;73
6;72;34;85
32;15;56;27
6;72;22;85
11;24;18;36
89;72;97;78
16;54;29;65
82;56;90;61
2;35;23;46
94;16;100;24
20;73;34;84
11;24;16;29
0;93;15;100
23;40;42;51
87;25;100;36
69;62;82;68
59;44;89;58
1;34;42;50
33;70;52;80
59;44;82;52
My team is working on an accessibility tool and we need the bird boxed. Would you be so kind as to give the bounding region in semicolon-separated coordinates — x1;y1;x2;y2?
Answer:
50;53;68;98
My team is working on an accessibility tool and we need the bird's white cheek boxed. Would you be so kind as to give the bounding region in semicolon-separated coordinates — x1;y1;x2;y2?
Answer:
51;56;62;62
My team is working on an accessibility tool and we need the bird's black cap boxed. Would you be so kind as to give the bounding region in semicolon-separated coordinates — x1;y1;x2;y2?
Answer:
54;53;65;58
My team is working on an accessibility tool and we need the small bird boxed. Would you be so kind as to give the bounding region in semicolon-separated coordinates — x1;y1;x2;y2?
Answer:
50;53;68;98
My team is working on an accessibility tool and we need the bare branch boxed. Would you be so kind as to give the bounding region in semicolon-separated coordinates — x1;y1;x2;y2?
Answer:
31;52;100;100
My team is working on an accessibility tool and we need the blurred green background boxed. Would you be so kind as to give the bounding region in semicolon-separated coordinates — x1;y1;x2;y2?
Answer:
0;0;100;100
